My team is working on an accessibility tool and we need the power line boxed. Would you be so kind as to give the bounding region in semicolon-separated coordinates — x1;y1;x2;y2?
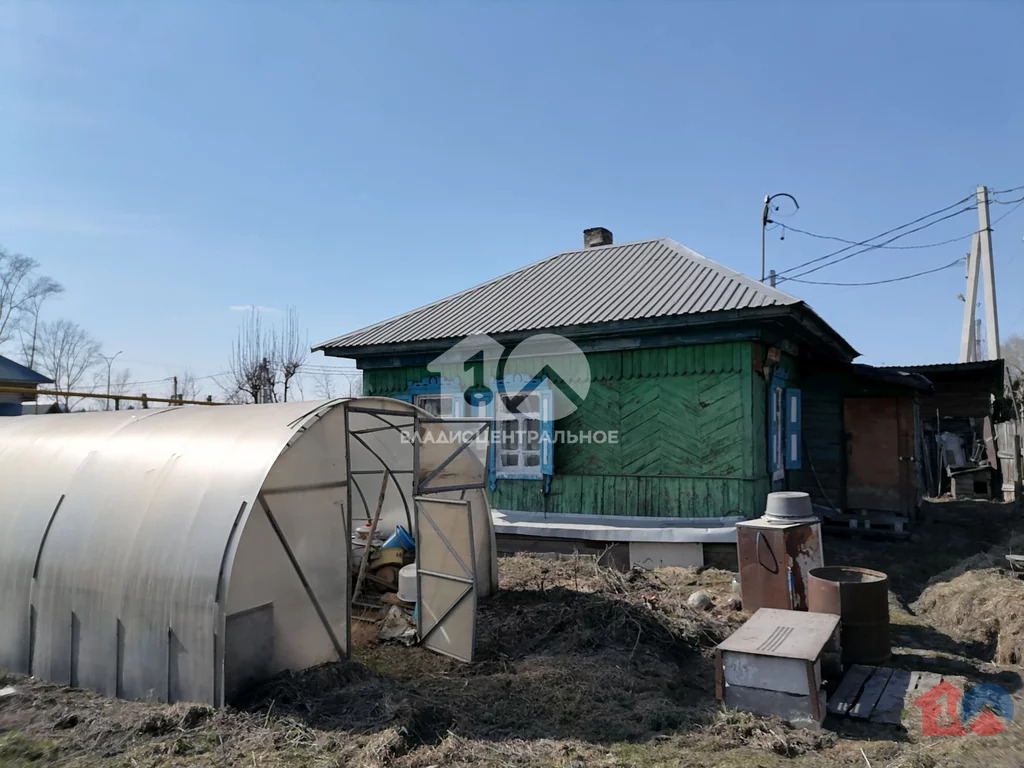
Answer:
776;205;976;283
991;194;1024;207
774;193;976;278
778;223;974;250
782;257;964;287
993;198;1024;226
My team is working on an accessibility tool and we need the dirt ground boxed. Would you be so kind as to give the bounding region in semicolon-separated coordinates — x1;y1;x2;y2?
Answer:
2;499;1024;767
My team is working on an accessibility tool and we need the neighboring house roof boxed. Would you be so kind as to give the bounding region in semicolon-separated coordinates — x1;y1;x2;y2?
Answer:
316;237;840;354
0;355;53;385
879;360;1004;393
878;360;1004;374
851;363;933;391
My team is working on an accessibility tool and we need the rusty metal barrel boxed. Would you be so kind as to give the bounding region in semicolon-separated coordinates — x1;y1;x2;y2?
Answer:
807;566;890;665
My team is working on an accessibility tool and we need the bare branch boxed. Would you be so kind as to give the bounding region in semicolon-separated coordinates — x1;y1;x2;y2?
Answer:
0;246;63;357
35;319;101;409
227;306;307;403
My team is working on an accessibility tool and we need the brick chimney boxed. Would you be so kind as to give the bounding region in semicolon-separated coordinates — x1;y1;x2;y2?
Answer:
583;227;613;248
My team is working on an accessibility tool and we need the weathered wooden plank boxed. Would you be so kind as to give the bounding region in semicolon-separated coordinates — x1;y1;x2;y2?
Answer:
907;671;920;691
827;664;874;716
850;667;894;719
550;475;582;516
580;476;603;515
870;669;912;725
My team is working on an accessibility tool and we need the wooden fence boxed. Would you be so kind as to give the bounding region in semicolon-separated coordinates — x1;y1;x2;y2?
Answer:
996;420;1023;501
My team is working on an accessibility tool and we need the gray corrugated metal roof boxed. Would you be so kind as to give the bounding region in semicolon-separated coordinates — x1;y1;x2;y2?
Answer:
315;238;802;351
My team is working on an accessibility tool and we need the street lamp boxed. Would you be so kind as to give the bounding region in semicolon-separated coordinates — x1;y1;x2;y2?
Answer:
761;193;799;283
99;350;123;411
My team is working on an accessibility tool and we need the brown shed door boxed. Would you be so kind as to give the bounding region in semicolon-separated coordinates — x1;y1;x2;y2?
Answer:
844;397;916;515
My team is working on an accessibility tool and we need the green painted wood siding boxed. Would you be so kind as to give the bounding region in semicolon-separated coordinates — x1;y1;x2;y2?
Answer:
363;341;769;519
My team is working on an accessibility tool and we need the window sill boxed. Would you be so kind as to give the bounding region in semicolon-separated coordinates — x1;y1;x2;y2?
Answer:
496;471;544;481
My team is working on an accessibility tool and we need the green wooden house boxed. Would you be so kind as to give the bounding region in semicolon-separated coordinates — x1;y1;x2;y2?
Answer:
315;228;861;523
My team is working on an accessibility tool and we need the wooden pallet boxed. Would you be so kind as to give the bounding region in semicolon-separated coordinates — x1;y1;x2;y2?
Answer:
828;665;940;724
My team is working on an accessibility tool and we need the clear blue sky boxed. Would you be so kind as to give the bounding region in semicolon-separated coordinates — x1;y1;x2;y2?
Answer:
2;1;1023;397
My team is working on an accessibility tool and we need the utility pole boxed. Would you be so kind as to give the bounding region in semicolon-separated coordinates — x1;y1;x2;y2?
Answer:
977;186;1000;359
98;350;123;411
173;376;179;404
960;237;980;362
959;186;1001;362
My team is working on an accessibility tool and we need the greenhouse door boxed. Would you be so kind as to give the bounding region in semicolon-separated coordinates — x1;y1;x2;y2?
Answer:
414;497;477;661
412;417;489;662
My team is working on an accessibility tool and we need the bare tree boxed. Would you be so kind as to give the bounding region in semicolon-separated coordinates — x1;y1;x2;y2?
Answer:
168;369;199;403
280;307;307;403
89;366;133;410
111;368;133;401
229;309;275;403
312;369;337;400
0;246;63;358
227;307;307;403
36;319;100;409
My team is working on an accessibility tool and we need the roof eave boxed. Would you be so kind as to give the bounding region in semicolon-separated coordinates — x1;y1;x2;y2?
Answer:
319;302;857;365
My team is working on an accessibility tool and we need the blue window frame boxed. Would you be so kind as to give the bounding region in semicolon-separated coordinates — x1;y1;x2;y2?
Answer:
403;375;555;491
491;375;552;482
767;368;801;476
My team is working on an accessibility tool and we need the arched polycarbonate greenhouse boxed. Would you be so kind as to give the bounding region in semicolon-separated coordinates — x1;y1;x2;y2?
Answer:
0;398;496;706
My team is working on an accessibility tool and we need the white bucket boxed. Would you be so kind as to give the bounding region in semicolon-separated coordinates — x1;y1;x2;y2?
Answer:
397;564;418;603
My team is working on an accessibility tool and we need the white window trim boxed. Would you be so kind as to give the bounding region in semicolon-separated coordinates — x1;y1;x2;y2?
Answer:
771;386;786;481
413;392;458;418
495;392;543;480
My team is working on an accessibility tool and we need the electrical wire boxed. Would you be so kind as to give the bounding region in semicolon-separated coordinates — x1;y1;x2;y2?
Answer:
990;194;1024;206
776;205;976;282
781;257;964;287
774;193;976;278
778;223;974;250
993;198;1024;226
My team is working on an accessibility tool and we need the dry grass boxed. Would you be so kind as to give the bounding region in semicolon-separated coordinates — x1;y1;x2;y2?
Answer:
0;556;834;767
6;527;1024;767
913;568;1024;665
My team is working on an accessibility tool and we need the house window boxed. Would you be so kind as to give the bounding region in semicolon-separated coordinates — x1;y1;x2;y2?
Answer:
413;393;456;418
496;392;543;478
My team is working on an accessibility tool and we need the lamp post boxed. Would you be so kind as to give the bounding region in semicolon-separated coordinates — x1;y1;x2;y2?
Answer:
761;193;799;283
99;350;123;411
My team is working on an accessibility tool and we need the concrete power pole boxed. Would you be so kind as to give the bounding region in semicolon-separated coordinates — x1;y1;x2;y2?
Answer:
959;186;1000;362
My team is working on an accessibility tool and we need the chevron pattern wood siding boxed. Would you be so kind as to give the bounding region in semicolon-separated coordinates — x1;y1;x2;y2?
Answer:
364;341;766;519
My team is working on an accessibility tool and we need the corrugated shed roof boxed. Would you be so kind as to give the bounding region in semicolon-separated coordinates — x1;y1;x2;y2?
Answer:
877;361;1004;373
851;364;933;391
0;355;53;385
315;238;801;351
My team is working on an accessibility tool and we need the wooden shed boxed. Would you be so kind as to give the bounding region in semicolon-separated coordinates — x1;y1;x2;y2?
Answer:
793;363;931;517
